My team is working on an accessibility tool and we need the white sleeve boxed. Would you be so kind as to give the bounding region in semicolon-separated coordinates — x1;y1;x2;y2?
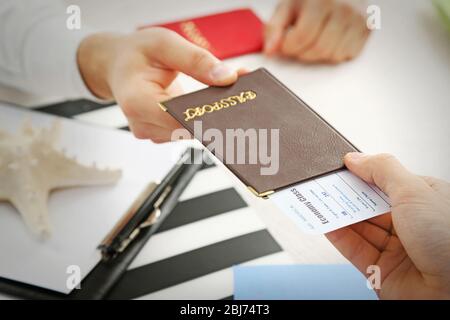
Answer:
0;0;99;105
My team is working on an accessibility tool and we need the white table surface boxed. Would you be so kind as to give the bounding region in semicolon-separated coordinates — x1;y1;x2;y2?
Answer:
1;0;449;299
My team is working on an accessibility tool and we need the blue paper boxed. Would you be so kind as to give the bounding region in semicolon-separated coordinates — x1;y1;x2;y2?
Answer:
233;264;378;300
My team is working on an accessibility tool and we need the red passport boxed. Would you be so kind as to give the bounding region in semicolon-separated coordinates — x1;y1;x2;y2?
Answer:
139;8;264;59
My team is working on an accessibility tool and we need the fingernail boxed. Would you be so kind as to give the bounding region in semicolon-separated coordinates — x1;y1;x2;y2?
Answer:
346;152;367;162
210;63;235;82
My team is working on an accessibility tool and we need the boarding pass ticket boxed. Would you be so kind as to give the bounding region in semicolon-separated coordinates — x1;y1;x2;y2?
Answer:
271;169;391;234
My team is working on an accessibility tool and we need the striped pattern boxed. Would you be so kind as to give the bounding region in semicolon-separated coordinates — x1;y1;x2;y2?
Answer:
35;100;290;300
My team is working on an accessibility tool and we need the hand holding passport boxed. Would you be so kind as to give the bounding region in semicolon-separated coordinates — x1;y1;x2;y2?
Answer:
65;7;389;235
160;69;391;234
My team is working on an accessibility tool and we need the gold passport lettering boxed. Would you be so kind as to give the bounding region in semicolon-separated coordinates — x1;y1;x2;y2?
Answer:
180;21;211;50
183;91;257;121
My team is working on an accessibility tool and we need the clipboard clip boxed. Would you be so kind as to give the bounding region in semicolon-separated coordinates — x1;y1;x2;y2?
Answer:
115;185;172;254
98;148;202;261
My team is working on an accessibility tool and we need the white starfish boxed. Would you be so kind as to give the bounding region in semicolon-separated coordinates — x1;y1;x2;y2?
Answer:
0;120;122;237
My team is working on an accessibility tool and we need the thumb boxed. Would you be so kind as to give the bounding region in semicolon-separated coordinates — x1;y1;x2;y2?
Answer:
264;1;295;55
344;152;429;200
154;31;238;86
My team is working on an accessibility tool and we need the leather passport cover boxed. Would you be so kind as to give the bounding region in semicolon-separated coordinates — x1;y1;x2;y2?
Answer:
138;8;263;59
160;68;358;197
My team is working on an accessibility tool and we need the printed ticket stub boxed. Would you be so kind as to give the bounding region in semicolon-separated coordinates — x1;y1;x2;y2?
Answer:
271;169;391;234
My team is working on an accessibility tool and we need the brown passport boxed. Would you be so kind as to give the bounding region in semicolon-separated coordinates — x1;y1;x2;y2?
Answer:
160;68;358;197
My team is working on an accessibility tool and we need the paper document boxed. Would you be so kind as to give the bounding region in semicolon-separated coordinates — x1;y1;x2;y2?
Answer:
271;170;391;234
